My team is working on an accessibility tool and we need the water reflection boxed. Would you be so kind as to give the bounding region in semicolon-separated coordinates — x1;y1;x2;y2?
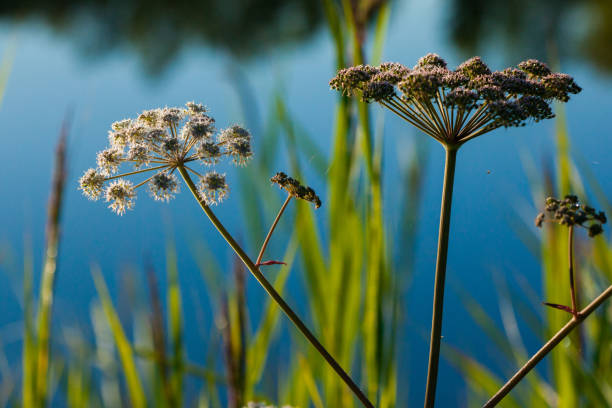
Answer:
6;0;610;75
447;0;612;72
0;0;322;74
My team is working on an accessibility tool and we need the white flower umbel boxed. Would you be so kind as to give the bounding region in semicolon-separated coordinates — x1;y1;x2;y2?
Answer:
79;101;252;215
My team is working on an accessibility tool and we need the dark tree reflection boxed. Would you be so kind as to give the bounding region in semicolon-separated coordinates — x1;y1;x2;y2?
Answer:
0;0;322;75
447;0;612;73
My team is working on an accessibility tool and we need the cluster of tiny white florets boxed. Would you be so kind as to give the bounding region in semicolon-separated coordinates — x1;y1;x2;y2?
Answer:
198;171;229;205
105;179;136;215
79;101;253;215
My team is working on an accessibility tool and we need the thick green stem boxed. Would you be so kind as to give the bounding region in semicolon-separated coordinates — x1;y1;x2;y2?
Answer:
424;146;458;408
176;166;374;408
483;284;612;407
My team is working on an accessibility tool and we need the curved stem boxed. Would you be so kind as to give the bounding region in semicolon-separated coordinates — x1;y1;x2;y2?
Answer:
483;284;612;407
424;146;458;408
176;166;374;408
256;195;292;265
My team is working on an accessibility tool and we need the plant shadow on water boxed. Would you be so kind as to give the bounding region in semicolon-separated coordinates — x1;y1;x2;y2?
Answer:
1;0;612;407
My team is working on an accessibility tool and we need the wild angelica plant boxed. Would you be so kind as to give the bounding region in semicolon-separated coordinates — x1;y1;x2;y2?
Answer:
330;54;581;407
536;195;607;316
484;196;611;407
79;103;374;407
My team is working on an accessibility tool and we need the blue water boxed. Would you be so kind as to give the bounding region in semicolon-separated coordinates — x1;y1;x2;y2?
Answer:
1;1;611;406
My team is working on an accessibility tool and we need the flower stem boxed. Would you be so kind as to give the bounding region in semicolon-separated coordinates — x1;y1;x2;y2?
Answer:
424;145;458;408
256;195;292;265
104;164;169;181
568;226;578;316
176;166;374;408
483;284;612;407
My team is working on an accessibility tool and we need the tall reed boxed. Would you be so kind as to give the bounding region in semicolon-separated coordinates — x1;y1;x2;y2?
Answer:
22;122;68;408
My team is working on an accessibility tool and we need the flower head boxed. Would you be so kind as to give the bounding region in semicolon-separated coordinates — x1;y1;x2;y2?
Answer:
181;114;215;141
149;172;179;202
159;107;185;127
79;102;254;214
518;59;552;78
197;141;222;165
444;87;479;110
127;144;150;167
416;53;447;69
108;128;129;148
218;125;251;144
79;168;105;200
330;54;581;146
535;195;606;237
199;171;228;205
271;172;321;209
105;179;136;215
227;138;253;166
541;73;582;102
137;109;162;126
162;137;181;154
186;101;207;114
329;65;379;97
96;148;124;176
457;57;491;78
219;125;253;165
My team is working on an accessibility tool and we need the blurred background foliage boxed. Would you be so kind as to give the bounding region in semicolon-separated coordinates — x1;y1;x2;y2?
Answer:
1;0;612;407
448;0;612;73
1;0;612;74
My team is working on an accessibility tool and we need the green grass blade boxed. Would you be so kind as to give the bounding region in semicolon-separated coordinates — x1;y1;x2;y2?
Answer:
166;244;184;406
446;349;523;408
549;105;578;407
92;267;146;408
298;355;325;408
22;240;35;408
35;130;67;407
371;1;391;65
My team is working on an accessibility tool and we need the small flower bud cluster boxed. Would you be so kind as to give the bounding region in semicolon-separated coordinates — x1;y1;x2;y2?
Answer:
79;102;254;215
535;195;607;237
270;172;322;209
329;53;581;143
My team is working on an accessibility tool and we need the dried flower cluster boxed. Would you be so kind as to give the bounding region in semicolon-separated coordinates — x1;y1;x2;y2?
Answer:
329;54;581;145
79;102;253;214
271;172;321;208
535;195;607;237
